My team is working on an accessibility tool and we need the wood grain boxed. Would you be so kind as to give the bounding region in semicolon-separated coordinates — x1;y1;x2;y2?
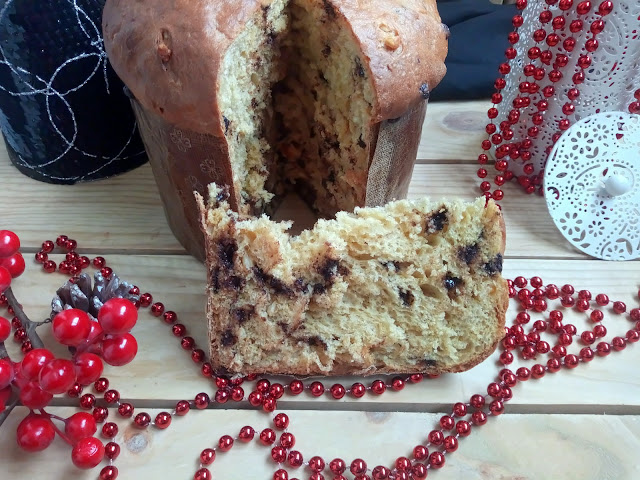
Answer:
0;158;183;254
9;255;638;411
1;159;593;259
3;407;640;480
418;100;489;161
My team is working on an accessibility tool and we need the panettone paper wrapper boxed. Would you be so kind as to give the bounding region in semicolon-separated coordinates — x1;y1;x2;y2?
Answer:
132;99;428;260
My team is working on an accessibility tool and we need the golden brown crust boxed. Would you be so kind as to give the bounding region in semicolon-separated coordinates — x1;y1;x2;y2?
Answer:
103;0;447;133
103;0;266;135
334;0;448;122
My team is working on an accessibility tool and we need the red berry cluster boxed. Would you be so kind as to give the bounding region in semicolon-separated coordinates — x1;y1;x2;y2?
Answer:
0;230;139;472
2;298;138;466
54;300;139;367
0;230;25;292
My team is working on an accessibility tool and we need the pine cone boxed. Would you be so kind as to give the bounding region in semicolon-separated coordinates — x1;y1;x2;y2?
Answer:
50;272;140;320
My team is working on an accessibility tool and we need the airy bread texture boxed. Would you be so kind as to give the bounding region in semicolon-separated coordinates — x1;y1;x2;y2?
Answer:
199;185;508;376
102;0;448;258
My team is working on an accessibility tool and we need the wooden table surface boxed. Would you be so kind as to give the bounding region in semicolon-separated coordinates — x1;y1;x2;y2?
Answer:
1;100;639;479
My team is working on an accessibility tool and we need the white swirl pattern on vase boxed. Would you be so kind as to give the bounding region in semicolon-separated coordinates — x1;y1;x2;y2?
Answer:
0;0;144;182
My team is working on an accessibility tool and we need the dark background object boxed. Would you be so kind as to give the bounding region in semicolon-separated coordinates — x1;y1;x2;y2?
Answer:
432;0;516;101
0;0;146;184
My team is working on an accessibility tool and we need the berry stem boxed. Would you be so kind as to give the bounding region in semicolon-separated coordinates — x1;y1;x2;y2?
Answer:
74;332;105;355
39;409;74;446
45;412;67;423
4;287;45;349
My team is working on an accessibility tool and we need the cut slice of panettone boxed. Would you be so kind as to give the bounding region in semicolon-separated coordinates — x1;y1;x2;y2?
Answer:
198;184;508;376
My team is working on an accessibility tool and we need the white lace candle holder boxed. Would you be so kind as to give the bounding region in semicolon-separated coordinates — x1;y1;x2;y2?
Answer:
495;0;640;179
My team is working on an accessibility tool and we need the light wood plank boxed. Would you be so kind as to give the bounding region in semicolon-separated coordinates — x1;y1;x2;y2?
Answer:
0;159;184;254
1;156;594;260
9;255;639;411
419;100;490;161
3;407;640;480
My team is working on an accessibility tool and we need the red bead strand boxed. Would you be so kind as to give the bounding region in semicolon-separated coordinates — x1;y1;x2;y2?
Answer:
13;238;637;480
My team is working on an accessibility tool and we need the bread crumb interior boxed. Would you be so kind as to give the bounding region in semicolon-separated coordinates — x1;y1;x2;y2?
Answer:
218;0;376;217
203;185;507;375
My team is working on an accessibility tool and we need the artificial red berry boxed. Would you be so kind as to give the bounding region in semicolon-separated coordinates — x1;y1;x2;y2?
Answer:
19;381;53;409
0;316;10;342
71;436;105;469
0;230;20;258
74;353;104;386
83;320;104;346
21;348;55;380
52;309;92;346
65;412;98;443
16;414;55;452
39;358;77;394
0;252;25;278
0;359;14;389
0;266;11;293
98;298;138;334
0;384;11;408
101;333;138;366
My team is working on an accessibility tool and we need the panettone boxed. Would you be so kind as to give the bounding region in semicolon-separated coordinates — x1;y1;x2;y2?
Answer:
198;185;508;376
103;0;449;259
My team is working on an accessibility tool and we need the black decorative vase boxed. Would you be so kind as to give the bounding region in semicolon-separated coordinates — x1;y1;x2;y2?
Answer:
0;0;146;184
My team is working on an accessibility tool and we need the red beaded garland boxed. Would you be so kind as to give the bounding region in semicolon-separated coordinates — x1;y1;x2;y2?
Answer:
154;412;172;429
239;426;255;442
194;393;210;409
194;468;211;480
175;400;191;416
288;450;304;468
214;388;230;404
92;407;108;423
218;435;234;452
99;466;118;480
309;456;325;472
21;239;637;480
200;448;216;465
101;422;118;439
274;413;289;430
105;442;120;460
260;428;277;446
134;412;151;428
